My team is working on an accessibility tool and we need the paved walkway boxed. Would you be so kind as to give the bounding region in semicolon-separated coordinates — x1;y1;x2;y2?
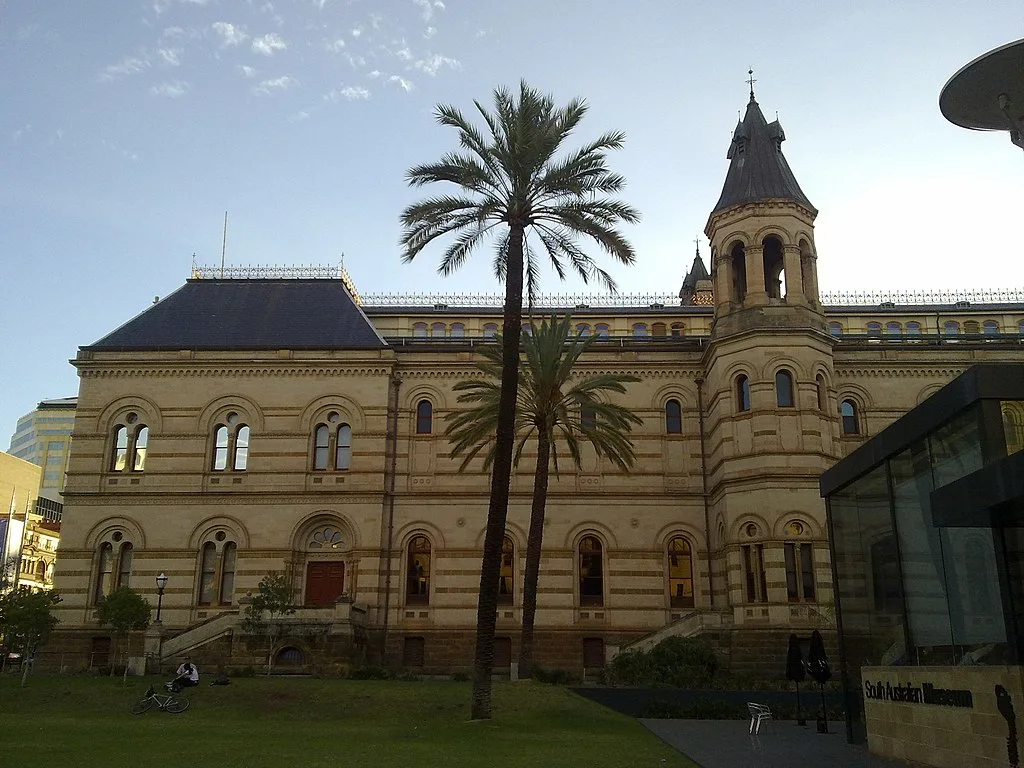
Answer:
641;719;908;767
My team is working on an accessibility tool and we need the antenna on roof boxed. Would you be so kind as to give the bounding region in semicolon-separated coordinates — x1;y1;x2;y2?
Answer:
220;211;228;278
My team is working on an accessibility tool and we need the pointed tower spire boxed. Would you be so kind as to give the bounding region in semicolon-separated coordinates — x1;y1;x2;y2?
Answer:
679;240;713;305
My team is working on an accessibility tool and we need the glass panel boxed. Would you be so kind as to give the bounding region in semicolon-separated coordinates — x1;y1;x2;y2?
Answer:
632;323;648;337
450;323;465;338
943;321;959;335
800;543;816;601
776;371;794;407
737;376;751;412
233;426;249;470
576;323;590;337
116;543;133;589
984;321;999;335
213;425;229;471
581;407;596;431
828;322;842;337
483;323;498;338
785;543;799;601
595;324;610;338
416;401;433;434
816;375;826;411
112;427;128;472
1003;401;1024;455
431;322;446;338
219;542;236;604
906;322;922;335
199;542;216;605
132;427;148;471
96;543;114;601
665;400;682;434
841;400;859;434
336;424;352;470
407;536;430;605
668;537;693;607
314;424;330;470
579;536;603;606
413;323;427;338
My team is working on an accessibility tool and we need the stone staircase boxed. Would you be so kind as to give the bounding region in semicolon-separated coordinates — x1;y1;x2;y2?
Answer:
613;610;729;657
159;611;239;658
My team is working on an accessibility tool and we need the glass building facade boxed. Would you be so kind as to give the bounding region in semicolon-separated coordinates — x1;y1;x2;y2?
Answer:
821;365;1024;742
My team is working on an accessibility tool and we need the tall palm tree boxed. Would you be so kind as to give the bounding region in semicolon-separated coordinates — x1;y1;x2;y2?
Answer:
400;82;638;719
446;315;642;679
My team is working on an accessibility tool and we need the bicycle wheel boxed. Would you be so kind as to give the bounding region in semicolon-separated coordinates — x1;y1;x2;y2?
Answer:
163;694;190;714
131;697;155;714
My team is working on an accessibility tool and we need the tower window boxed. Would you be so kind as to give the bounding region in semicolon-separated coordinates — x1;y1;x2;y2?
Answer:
736;375;751;413
840;399;860;435
665;399;682;434
651;322;666;338
815;374;827;411
775;370;794;408
578;536;604;607
415;400;433;434
576;323;591;337
110;415;149;473
906;322;922;336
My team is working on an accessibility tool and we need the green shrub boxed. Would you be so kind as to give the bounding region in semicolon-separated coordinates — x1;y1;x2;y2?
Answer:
451;671;470;682
606;637;718;688
533;667;579;685
347;665;395;680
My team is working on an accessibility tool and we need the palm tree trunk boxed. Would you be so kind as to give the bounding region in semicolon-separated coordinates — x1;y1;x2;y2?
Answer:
471;224;525;720
518;423;551;679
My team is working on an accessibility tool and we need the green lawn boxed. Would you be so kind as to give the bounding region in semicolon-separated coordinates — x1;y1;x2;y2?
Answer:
0;675;696;768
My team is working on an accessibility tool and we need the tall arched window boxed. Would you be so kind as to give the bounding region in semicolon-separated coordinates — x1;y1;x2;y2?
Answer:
415;400;433;434
412;322;428;338
312;412;352;471
450;323;465;338
668;537;694;608
220;542;237;604
431;322;446;338
594;324;610;339
736;374;751;412
406;536;431;605
199;542;217;605
109;413;149;472
198;537;238;606
498;536;514;605
211;412;249;471
483;323;498;338
665;399;683;434
116;543;133;588
95;543;114;602
815;374;827;411
94;534;135;603
841;399;860;435
579;536;604;607
775;370;794;407
581;406;597;431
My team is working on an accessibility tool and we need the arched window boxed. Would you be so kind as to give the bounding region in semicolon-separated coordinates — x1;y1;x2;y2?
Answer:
815;374;827;411
866;322;882;338
450;323;465;338
665;399;682;434
668;537;694;608
885;322;902;340
828;322;842;337
578;536;603;607
730;242;747;302
312;412;352;471
651;322;667;337
943;320;960;336
521;323;534;337
964;320;980;335
594;324;610;339
775;370;794;408
575;323;591;337
983;320;999;336
1019;320;1024;336
94;543;114;603
840;399;860;435
211;412;249;471
406;535;431;605
483;323;498;338
430;322;446;338
109;413;149;472
412;322;427;338
415;400;433;434
498;536;514;605
632;323;649;338
736;374;751;412
906;321;922;336
116;543;133;588
198;537;238;606
670;323;685;337
94;533;135;604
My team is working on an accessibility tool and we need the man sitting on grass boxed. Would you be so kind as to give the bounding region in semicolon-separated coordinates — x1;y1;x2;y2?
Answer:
167;659;199;692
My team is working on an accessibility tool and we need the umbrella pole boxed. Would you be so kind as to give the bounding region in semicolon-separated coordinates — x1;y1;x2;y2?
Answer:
819;682;828;733
796;681;805;726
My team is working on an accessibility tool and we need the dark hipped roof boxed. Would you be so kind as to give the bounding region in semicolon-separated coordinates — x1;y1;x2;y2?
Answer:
86;279;386;351
710;97;816;217
679;250;711;298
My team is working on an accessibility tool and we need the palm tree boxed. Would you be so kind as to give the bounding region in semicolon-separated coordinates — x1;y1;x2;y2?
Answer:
446;315;642;679
400;82;638;719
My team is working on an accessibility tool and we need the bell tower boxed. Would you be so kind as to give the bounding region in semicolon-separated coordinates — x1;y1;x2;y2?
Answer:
699;82;840;642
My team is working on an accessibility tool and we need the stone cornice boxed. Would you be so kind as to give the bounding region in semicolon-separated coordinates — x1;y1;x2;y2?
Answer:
833;365;967;379
79;365;394;378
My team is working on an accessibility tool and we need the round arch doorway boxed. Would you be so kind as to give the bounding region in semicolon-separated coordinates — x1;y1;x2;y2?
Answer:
302;522;350;607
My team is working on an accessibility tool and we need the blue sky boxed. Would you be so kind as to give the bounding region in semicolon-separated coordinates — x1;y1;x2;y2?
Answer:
1;1;1020;441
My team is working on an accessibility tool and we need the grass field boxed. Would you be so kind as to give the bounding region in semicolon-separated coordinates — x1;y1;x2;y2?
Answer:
0;675;696;768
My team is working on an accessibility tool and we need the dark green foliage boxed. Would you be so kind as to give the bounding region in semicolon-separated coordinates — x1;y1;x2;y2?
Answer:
95;587;150;633
606;637;719;688
533;667;580;685
347;665;396;680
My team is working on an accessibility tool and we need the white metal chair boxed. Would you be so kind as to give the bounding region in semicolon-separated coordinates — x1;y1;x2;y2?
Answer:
747;702;772;734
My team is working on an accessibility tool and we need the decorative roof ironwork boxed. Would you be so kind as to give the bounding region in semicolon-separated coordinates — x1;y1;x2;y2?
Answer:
361;292;682;308
819;289;1024;306
189;264;362;303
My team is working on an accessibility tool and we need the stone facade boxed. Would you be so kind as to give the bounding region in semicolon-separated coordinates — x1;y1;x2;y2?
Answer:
47;95;1024;677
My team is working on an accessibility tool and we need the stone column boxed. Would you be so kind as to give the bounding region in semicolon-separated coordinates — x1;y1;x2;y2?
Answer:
783;245;805;303
745;246;768;305
144;623;164;674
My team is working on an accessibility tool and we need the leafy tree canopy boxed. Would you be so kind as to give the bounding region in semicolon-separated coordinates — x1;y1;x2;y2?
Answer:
96;587;151;633
0;587;61;650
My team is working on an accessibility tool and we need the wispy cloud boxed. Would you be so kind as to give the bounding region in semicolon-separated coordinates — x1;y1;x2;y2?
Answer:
253;74;297;94
412;0;445;21
153;0;210;14
325;37;346;52
237;65;257;78
288;109;311;123
162;26;200;39
157;47;182;66
212;21;249;47
395;46;413;62
99;55;150;82
424;26;436;39
350;27;363;38
150;80;189;98
325;86;370;102
387;75;414;92
343;52;366;68
414;54;459;76
252;33;286;56
12;124;31;142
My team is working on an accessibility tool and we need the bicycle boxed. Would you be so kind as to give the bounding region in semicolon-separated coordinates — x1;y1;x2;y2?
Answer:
130;685;190;714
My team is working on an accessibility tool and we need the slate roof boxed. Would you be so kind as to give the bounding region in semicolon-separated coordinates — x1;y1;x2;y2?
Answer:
86;279;387;351
710;97;816;217
679;250;711;297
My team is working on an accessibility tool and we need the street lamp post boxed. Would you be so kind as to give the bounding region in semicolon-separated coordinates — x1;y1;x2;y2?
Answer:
155;572;168;623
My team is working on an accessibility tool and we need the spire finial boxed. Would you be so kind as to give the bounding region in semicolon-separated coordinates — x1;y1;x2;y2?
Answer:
694;236;701;257
747;68;757;101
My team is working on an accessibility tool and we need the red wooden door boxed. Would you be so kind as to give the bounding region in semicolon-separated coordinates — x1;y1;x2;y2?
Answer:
305;562;345;606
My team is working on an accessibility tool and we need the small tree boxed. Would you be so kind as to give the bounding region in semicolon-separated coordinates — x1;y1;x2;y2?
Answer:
241;572;296;675
96;586;151;685
785;633;807;725
0;587;61;687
